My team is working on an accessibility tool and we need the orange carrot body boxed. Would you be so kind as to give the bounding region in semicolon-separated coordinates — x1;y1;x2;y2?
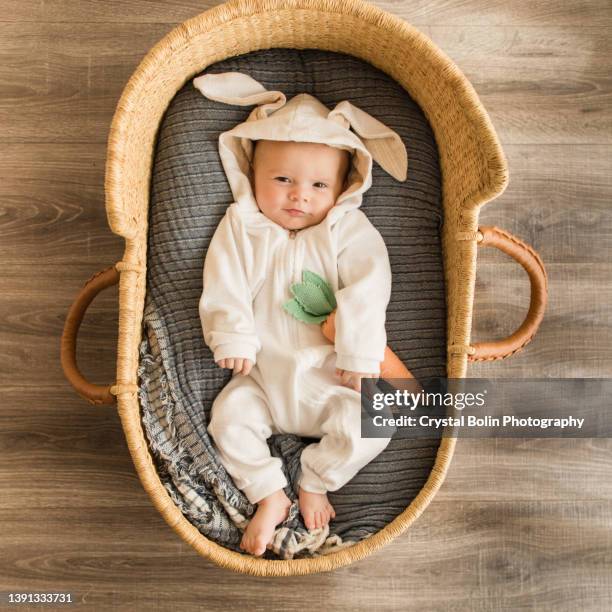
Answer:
321;309;414;380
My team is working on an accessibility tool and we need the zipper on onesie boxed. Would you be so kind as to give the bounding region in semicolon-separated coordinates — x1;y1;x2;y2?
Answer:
286;228;300;348
287;228;300;282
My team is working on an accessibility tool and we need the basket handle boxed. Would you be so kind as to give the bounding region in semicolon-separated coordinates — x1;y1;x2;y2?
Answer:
469;226;548;362
61;265;120;405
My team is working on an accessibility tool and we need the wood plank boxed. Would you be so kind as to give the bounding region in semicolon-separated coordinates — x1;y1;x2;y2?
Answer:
0;23;170;143
0;266;120;386
0;391;131;467
2;0;611;27
441;439;612;502
0;144;123;266
0;391;150;511
1;24;610;144
0;502;610;610
427;26;612;144
0;0;205;23
479;144;612;263
469;263;612;378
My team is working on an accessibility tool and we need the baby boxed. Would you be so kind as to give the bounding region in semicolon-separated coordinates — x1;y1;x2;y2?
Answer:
195;72;408;556
218;139;375;393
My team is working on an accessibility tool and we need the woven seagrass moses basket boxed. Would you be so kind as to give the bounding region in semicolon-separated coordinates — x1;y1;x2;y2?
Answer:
61;0;547;576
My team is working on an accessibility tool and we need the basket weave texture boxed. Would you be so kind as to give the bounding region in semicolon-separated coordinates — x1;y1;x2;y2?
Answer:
104;0;507;576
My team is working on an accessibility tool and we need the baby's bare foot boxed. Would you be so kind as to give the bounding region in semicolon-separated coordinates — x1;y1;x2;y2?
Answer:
299;486;336;530
241;489;291;556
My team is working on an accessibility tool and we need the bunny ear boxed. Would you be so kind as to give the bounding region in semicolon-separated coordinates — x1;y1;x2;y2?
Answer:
328;101;408;181
193;72;286;119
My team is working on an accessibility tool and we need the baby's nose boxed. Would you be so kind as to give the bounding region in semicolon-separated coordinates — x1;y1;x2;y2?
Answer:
290;187;310;202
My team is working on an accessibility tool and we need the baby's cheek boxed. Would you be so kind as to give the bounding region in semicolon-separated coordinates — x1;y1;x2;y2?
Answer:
317;199;336;217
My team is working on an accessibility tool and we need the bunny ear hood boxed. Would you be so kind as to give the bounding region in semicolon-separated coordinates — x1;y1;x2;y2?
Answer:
193;71;408;224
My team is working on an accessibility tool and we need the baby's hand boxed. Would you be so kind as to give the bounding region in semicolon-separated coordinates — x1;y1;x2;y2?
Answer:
335;369;378;392
217;358;253;376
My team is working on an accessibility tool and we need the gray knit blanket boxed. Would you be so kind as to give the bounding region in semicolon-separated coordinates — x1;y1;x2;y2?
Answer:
138;49;446;559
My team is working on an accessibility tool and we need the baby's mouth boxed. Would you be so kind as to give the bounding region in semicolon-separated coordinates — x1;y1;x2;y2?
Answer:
284;208;306;217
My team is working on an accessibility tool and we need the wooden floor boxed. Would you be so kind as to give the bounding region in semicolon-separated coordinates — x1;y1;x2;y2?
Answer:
1;1;611;610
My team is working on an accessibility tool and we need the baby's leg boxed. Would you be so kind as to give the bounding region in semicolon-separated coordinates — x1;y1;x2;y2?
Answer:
298;392;393;528
208;377;290;555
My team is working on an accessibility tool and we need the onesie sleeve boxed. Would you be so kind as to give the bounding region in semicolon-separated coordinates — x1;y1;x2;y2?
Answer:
199;207;261;363
334;210;392;374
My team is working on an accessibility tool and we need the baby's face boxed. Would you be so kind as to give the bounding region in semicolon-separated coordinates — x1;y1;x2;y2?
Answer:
250;140;350;230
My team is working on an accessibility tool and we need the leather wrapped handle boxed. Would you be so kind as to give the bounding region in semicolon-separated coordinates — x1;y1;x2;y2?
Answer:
61;265;120;404
469;226;548;362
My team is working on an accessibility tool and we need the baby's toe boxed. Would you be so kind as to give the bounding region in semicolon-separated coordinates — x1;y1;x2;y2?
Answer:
240;533;250;552
241;533;263;556
304;511;314;530
253;536;267;557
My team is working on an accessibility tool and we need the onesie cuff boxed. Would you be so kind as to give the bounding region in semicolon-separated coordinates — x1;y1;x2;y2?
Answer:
298;468;328;495
335;354;381;375
243;472;288;505
213;342;257;363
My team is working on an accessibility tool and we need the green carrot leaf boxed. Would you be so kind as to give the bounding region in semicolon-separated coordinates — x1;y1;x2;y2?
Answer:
302;270;337;309
290;281;333;316
283;299;328;324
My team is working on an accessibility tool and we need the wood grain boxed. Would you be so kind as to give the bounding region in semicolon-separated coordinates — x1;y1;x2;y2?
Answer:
2;0;611;27
1;0;611;609
479;145;612;262
428;27;612;144
0;501;610;611
1;23;610;144
441;439;612;502
469;263;612;378
0;145;123;265
0;23;170;143
0;266;120;386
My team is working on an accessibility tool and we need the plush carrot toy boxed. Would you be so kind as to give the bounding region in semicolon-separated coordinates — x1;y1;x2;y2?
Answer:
283;270;415;380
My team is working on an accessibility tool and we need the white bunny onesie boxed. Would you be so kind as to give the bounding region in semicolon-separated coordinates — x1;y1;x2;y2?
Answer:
195;72;408;504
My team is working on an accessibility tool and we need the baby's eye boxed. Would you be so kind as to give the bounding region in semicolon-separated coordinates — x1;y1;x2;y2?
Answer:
314;182;328;189
274;176;290;183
